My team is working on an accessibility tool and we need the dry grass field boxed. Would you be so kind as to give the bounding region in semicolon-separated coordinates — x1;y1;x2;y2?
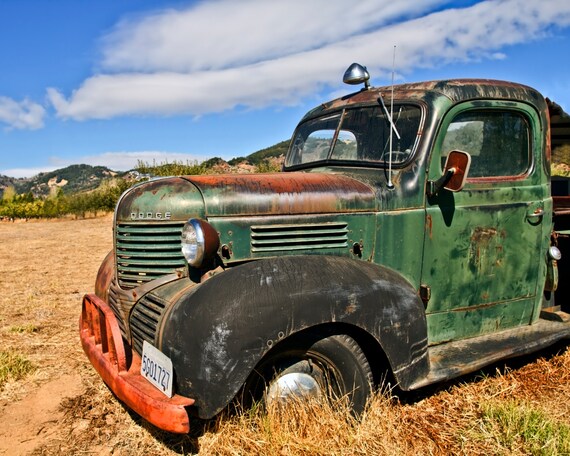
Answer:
1;215;570;455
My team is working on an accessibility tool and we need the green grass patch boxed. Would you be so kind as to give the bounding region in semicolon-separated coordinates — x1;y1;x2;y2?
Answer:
9;323;39;333
0;350;35;389
478;400;570;455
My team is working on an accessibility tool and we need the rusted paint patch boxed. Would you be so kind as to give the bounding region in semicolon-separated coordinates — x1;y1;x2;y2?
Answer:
426;214;433;239
187;172;373;195
468;227;505;274
471;226;496;241
316;79;546;118
185;173;377;216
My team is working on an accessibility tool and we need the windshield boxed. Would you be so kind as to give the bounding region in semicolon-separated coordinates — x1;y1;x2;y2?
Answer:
286;104;422;168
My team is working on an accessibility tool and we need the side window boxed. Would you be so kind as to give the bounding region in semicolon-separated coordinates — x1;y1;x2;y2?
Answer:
441;110;530;178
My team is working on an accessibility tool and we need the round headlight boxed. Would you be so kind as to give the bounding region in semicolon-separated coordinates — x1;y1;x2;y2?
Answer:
181;218;220;267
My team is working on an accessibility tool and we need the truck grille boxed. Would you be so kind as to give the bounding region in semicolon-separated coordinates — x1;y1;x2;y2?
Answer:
130;292;168;354
116;222;186;289
251;222;348;253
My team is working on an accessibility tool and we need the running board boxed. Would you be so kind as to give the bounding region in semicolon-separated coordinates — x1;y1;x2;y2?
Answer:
408;318;570;390
540;306;570;323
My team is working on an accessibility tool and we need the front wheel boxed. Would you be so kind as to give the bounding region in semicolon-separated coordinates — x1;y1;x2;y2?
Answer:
243;333;374;414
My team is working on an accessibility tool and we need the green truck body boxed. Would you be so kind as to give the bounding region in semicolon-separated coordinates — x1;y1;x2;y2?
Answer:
80;65;570;433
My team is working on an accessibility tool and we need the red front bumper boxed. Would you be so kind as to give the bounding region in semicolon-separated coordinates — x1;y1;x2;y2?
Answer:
79;293;195;433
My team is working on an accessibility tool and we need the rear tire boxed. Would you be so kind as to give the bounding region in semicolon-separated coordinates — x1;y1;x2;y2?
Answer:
243;333;373;414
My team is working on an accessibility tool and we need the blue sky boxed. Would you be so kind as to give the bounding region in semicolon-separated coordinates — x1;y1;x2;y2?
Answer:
1;0;569;178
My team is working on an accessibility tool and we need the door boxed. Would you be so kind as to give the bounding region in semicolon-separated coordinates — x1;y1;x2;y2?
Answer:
422;101;549;345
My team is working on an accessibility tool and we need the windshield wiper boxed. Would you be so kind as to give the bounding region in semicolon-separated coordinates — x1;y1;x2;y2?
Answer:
378;95;401;140
378;94;401;189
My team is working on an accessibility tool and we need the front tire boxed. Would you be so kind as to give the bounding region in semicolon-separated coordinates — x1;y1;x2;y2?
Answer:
243;333;373;414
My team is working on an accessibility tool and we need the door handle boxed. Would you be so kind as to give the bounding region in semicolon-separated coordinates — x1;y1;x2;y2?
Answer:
527;207;544;222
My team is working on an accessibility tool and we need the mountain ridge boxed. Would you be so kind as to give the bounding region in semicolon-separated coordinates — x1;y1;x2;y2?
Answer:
0;140;289;198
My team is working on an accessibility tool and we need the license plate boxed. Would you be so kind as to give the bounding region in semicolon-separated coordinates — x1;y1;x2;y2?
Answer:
141;341;173;398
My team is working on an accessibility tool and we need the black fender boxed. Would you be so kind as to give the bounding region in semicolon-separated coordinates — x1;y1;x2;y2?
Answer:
160;255;429;418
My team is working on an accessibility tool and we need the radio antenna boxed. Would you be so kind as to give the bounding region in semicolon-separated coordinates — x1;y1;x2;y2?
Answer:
387;45;396;189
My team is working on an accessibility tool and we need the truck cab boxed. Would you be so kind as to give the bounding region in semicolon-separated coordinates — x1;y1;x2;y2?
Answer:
80;64;570;433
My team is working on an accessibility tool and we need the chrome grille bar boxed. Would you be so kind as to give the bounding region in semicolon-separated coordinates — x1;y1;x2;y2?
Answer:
251;222;348;252
115;222;186;288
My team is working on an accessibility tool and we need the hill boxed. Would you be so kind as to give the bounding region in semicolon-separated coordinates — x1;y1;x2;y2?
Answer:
0;140;291;199
0;175;26;195
228;140;289;166
0;164;122;199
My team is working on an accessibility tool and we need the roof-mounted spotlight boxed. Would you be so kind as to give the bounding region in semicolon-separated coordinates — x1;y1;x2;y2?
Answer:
343;63;370;90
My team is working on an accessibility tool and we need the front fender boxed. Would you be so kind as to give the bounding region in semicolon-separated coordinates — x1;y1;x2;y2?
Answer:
161;255;428;418
95;250;114;302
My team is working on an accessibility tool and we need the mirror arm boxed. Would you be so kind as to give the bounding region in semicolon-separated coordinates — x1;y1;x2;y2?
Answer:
427;168;455;198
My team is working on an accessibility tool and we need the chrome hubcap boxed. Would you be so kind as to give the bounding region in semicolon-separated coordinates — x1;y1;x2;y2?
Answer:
266;372;322;405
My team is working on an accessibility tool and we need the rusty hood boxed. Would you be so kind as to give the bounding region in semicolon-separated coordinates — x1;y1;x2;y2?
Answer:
182;172;377;217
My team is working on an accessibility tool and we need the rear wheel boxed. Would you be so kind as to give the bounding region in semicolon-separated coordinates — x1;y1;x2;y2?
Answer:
243;333;373;414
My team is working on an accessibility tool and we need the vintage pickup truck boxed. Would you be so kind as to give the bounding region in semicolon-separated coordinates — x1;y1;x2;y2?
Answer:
80;63;570;433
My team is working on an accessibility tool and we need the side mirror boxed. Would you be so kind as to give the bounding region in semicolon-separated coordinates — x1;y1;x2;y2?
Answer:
343;63;370;90
443;150;471;192
428;150;471;197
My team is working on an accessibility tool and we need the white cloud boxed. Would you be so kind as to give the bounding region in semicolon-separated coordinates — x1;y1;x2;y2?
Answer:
100;0;445;73
48;0;570;121
0;96;46;130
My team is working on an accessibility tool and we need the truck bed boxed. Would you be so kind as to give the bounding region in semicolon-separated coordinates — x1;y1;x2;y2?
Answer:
553;179;570;312
553;195;570;229
554;195;570;216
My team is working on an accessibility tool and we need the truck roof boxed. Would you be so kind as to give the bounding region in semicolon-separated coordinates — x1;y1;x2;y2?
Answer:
316;78;544;112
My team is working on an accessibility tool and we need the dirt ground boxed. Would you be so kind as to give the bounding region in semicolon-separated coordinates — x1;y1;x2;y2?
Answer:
1;216;570;455
0;216;112;455
0;216;209;455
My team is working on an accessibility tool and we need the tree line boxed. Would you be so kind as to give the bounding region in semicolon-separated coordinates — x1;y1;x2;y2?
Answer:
0;178;133;220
